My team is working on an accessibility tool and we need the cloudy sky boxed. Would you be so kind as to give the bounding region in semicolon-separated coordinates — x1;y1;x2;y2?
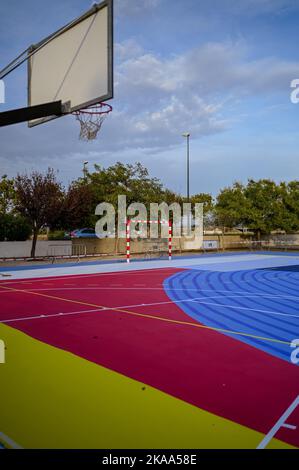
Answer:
0;0;299;195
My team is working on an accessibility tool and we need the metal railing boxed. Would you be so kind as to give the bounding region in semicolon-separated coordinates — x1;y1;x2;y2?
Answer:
47;244;87;263
223;240;299;252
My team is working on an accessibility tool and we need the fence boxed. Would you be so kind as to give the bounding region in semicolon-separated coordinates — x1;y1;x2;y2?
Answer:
47;244;87;262
226;240;299;252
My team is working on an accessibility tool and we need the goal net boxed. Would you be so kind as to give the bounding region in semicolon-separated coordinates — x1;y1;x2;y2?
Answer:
126;220;172;263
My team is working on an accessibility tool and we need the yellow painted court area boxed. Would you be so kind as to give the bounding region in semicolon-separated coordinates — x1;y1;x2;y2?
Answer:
0;323;294;449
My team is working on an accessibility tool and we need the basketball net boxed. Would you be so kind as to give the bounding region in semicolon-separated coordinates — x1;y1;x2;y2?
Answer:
73;103;112;141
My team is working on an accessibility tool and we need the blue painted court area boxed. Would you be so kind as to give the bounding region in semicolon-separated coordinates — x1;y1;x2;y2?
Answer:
165;257;299;364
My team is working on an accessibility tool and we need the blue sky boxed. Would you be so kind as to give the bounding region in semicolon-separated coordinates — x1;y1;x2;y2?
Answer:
0;0;299;196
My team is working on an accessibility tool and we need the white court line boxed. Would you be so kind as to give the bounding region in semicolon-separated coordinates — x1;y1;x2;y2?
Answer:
1;309;103;323
0;293;239;323
0;276;276;287
1;259;299;285
0;267;178;285
0;296;204;323
282;423;297;430
1;256;292;276
2;292;299;324
0;432;22;449
257;395;299;449
190;299;299;318
1;252;295;283
2;285;299;303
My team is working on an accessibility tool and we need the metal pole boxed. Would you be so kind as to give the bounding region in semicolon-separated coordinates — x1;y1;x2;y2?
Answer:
168;221;172;261
83;161;88;181
187;134;190;202
182;132;191;234
182;133;190;201
126;220;130;263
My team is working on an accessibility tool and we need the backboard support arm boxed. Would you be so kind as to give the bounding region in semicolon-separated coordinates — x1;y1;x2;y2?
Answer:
0;100;69;127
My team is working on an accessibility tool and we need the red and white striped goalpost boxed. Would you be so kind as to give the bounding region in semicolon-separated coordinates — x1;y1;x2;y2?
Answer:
126;219;172;263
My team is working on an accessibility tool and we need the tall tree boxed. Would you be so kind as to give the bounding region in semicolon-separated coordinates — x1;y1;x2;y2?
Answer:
87;161;166;215
278;181;299;232
215;179;299;237
190;193;213;214
243;179;283;238
60;181;94;230
15;168;64;257
215;182;248;230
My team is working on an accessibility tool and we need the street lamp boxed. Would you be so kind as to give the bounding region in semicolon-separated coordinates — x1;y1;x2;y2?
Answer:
182;133;190;201
83;161;89;180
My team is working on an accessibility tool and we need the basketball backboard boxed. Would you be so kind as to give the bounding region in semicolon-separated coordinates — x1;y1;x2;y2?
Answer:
28;0;113;127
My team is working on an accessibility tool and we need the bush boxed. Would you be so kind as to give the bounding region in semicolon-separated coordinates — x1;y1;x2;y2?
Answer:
0;214;31;241
48;230;66;241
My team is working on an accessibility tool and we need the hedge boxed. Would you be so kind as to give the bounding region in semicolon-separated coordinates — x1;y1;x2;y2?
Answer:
0;214;31;241
48;230;66;241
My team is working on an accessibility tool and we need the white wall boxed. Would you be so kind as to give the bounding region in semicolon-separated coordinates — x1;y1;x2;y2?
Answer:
0;241;72;259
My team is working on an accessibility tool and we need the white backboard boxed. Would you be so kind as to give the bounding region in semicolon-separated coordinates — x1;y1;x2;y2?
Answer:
28;0;113;126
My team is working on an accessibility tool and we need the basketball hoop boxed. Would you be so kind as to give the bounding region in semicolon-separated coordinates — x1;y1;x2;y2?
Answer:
73;102;112;141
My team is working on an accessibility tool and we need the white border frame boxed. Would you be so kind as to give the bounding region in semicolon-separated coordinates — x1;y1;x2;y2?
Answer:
27;0;113;127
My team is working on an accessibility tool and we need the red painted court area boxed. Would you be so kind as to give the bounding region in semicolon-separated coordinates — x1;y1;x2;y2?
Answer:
0;267;298;448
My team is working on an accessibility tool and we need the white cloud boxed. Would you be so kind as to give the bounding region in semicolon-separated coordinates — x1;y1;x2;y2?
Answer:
211;0;299;17
116;0;161;16
1;37;299;178
117;42;299;101
105;40;299;151
115;39;144;61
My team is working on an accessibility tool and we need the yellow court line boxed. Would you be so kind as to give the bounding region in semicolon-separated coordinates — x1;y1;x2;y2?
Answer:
0;284;292;347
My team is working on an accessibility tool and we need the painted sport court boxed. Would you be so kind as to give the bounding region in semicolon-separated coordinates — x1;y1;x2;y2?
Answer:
0;251;298;449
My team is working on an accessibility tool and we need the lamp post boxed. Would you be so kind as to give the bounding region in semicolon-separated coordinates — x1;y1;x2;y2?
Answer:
182;133;190;201
83;161;89;181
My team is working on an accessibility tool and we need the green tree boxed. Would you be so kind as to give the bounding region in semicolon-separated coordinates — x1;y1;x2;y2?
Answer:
163;189;183;206
86;162;166;223
190;193;214;217
0;214;31;241
243;179;284;238
215;179;299;237
215;182;248;230
88;162;164;206
0;175;16;214
278;181;299;232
